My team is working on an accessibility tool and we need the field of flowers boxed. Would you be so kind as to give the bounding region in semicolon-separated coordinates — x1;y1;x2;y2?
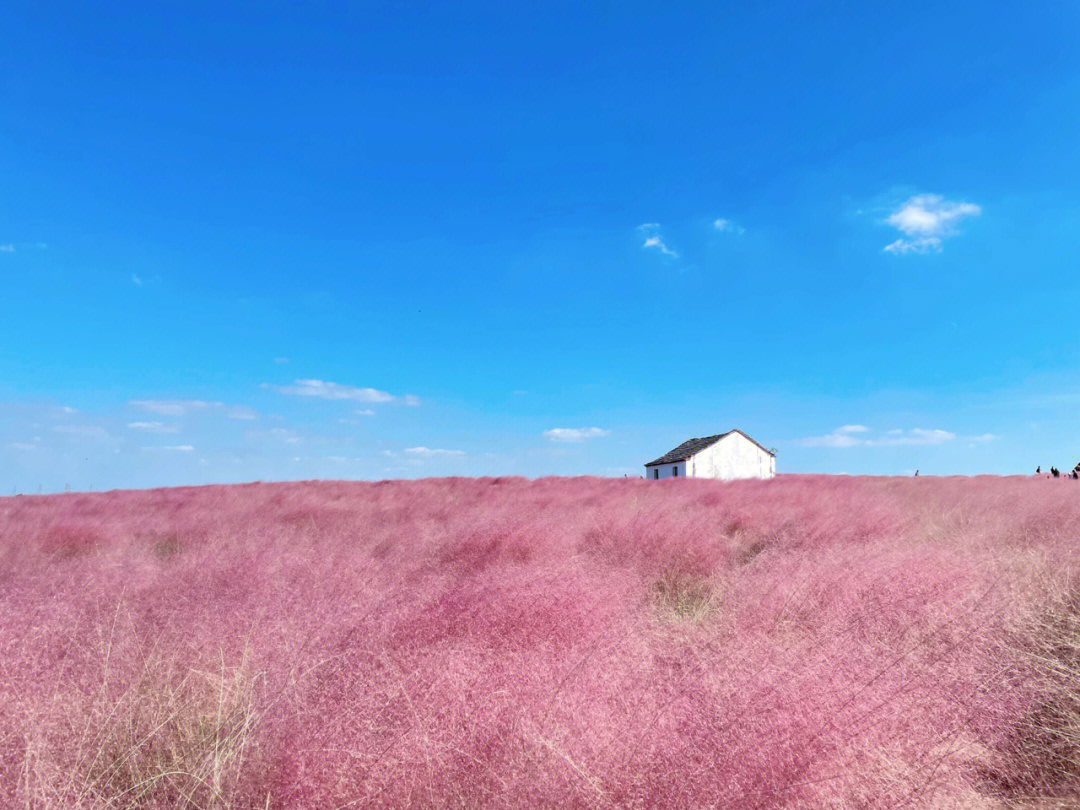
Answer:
3;474;1080;808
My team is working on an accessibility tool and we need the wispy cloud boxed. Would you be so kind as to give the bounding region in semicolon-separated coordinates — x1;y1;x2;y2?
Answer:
273;357;289;364
337;410;375;424
268;428;301;444
127;421;180;434
142;444;195;452
643;235;677;256
131;400;214;417
132;273;143;286
797;424;870;448
713;218;745;235
245;427;302;445
225;405;258;420
404;446;466;458
883;194;981;254
543;427;610;442
52;424;113;441
266;379;418;405
878;429;958;446
0;242;46;253
797;425;958;448
637;223;677;258
967;433;999;448
130;400;257;419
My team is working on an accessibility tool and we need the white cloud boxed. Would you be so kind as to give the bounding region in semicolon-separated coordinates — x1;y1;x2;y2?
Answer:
130;399;258;419
224;405;258;420
543;427;610;442
638;223;677;257
127;421;180;434
713;218;745;235
884;237;941;255
131;400;214;417
142;445;195;452
9;441;37;450
266;379;415;405
798;426;957;448
803;425;868;451
273;357;289;364
132;273;143;286
337;413;375;424
883;194;981;254
879;429;956;446
52;424;112;440
269;428;300;444
966;433;999;448
245;427;302;445
642;235;677;257
404;446;466;457
0;243;45;253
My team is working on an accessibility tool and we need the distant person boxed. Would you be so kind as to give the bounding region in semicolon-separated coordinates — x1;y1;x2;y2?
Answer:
1036;466;1041;474
1052;467;1060;478
914;470;919;477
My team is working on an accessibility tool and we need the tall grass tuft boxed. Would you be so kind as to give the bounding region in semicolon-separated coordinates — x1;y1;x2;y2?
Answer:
980;584;1080;806
651;568;716;621
18;638;266;809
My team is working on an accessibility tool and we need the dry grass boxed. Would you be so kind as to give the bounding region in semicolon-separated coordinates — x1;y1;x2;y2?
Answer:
650;568;717;622
18;624;265;809
976;584;1080;808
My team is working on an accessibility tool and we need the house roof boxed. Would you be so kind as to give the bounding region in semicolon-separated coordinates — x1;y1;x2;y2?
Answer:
644;430;775;466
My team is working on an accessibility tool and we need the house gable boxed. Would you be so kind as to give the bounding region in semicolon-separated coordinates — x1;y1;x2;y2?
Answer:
645;430;776;481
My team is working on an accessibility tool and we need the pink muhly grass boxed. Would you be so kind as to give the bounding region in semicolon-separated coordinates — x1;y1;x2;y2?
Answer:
0;474;1078;807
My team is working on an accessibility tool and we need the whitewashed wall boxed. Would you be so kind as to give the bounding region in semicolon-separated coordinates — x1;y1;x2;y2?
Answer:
690;432;774;480
644;461;685;479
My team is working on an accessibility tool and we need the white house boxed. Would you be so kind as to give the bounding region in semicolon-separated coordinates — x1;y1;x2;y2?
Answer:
644;430;776;481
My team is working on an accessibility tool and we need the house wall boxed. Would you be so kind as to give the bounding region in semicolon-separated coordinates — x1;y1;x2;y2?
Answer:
644;461;685;479
689;433;775;480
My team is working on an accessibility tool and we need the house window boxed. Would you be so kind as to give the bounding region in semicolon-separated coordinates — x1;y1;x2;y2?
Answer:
653;469;659;480
673;466;678;477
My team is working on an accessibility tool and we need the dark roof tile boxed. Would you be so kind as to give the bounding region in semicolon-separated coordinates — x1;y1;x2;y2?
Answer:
644;430;775;467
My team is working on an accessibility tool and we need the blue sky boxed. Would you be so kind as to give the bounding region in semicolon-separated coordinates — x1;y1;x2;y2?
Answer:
3;1;1080;491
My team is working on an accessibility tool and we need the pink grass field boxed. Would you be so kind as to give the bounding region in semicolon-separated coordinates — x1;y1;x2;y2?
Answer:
4;474;1080;808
